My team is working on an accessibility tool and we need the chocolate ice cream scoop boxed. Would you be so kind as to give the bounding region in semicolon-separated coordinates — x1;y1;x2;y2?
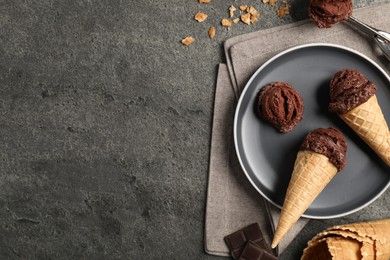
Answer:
300;127;347;170
257;82;304;133
308;0;352;28
328;69;377;114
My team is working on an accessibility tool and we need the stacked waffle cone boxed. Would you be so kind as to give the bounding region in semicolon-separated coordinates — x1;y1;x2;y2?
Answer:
301;218;390;260
339;95;390;166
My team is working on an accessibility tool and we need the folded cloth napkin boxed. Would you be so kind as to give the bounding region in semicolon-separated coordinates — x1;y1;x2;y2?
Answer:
205;3;390;258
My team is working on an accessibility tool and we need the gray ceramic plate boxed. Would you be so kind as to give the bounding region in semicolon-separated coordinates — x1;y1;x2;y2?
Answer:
234;43;390;219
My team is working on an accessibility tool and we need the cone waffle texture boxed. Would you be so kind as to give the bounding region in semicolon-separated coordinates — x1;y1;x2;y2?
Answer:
339;95;390;166
301;238;333;260
326;237;361;260
271;150;338;248
302;218;390;260
309;229;374;245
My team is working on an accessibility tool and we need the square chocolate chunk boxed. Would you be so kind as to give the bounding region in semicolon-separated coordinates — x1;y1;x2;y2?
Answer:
224;223;272;259
239;241;277;260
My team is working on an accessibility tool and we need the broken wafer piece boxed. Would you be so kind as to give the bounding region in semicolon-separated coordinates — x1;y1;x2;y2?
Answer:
240;5;248;11
229;5;236;17
181;36;195;46
277;1;291;17
221;18;232;27
248;6;257;15
250;13;259;24
194;12;208;22
208;26;215;39
241;13;251;25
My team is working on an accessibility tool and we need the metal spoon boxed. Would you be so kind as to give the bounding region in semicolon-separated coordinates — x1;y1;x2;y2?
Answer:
346;16;390;62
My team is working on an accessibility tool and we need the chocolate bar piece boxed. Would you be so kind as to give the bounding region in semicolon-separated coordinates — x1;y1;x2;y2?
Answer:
239;241;277;260
224;223;272;259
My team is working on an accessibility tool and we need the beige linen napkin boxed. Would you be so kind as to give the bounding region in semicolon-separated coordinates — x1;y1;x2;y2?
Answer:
205;3;390;258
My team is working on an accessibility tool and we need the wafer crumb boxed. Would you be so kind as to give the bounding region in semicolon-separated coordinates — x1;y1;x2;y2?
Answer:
248;6;258;15
277;7;286;17
181;36;195;46
229;5;236;17
251;12;259;23
277;1;291;17
195;12;208;22
269;0;278;6
241;13;251;25
188;0;289;40
208;26;216;39
221;18;233;27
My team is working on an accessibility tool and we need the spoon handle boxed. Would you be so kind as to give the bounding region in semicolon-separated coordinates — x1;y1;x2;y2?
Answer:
347;16;390;42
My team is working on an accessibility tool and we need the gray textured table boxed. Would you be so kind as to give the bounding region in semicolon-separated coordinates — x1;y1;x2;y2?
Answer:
1;0;389;259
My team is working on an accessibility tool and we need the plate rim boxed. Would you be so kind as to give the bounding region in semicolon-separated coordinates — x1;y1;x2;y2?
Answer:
233;42;390;219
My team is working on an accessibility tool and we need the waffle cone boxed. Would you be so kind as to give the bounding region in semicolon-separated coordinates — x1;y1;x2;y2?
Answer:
339;95;390;166
271;150;338;248
302;237;361;260
309;229;374;245
326;237;361;259
301;238;333;260
361;242;376;260
331;218;390;259
307;229;375;259
302;219;390;260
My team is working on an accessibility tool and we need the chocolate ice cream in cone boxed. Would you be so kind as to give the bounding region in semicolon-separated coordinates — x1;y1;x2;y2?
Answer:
329;69;390;167
271;128;347;248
